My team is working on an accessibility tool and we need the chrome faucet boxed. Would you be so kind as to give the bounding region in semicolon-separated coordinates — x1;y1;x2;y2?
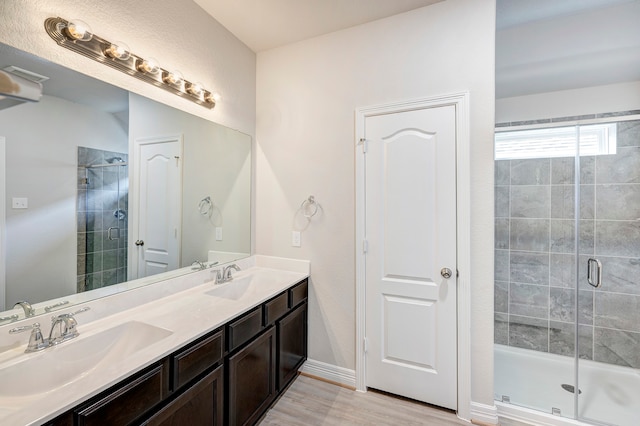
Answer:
13;301;35;317
214;264;241;284
8;307;90;353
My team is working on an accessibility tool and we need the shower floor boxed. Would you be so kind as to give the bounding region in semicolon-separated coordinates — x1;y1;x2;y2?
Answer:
494;344;639;426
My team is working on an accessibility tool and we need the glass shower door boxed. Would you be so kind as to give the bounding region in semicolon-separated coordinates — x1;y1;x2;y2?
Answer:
577;117;640;426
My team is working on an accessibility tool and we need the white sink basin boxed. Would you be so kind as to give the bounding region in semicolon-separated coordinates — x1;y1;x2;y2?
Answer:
205;277;253;300
0;321;172;398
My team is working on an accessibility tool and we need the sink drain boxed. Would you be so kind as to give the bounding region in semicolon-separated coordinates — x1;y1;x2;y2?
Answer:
561;384;582;394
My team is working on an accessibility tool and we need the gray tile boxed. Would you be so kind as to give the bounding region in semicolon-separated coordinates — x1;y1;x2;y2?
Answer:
579;185;595;219
511;159;550;185
594;328;640;368
509;315;549;352
495;281;508;313
103;250;120;271
595;220;640;257
550;253;576;289
510;219;549;252
84;252;103;274
495;313;509;345
495;160;511;185
550;185;574;219
495;186;510;218
578;290;594;325
510;251;549;286
596;110;640;118
495;219;509;249
549;322;593;359
550;220;575;253
103;269;118;286
117;267;128;284
551;114;596;122
102;190;120;211
551;157;575;185
595;184;640;220
84;272;103;291
510;283;549;319
580;156;595;185
87;169;103;190
550;287;574;322
598;256;640;295
85;190;102;211
77;275;87;293
617;120;640;147
77;232;102;255
511;186;549;218
596;147;640;184
594;292;640;332
495;250;510;282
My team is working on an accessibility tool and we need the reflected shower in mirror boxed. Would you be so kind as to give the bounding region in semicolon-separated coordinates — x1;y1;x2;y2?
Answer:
0;42;251;319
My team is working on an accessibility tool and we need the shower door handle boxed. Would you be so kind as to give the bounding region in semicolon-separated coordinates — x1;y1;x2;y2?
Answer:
107;227;120;241
587;258;602;288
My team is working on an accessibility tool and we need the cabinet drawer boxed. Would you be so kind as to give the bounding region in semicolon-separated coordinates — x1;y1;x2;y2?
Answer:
289;279;308;307
264;292;289;325
172;329;224;390
228;306;263;351
76;360;169;426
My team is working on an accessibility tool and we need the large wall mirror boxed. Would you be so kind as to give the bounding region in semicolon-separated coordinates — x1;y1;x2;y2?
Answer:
0;42;251;320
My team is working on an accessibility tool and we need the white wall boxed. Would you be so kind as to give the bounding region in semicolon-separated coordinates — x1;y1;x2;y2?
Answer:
129;93;251;267
256;0;496;407
0;0;256;138
496;81;640;123
0;95;128;306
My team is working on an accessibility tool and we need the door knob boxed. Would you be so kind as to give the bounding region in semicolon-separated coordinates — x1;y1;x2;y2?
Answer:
441;268;453;279
135;240;144;246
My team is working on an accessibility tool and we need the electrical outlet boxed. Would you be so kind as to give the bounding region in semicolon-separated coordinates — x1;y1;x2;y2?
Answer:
292;231;301;247
215;227;223;241
12;197;28;209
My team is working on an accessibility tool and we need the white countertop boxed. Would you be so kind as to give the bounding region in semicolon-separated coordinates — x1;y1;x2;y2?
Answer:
0;256;309;426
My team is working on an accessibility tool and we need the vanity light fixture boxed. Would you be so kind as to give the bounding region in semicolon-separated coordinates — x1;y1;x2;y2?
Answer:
44;17;217;109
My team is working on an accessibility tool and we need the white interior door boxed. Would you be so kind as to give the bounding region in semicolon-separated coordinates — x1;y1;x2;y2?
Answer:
364;105;458;409
134;136;182;278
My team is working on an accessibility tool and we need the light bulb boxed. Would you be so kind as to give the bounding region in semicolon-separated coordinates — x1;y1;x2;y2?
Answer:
137;57;160;74
104;42;130;60
65;19;92;41
187;82;204;97
163;70;183;85
204;91;220;104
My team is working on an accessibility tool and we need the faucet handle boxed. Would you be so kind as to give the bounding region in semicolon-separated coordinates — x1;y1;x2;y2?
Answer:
9;323;48;352
49;307;90;344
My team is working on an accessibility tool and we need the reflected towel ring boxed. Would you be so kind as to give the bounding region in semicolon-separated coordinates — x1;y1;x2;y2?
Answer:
301;195;318;218
198;196;213;216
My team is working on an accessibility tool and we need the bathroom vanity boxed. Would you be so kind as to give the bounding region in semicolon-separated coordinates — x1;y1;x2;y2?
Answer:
0;257;309;426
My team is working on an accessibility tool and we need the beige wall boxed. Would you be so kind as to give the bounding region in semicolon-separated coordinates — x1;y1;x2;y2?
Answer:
256;0;496;406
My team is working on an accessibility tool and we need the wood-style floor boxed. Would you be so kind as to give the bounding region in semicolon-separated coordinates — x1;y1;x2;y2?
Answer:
259;374;472;425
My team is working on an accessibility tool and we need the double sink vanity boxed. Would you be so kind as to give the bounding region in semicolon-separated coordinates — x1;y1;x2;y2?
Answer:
0;256;309;425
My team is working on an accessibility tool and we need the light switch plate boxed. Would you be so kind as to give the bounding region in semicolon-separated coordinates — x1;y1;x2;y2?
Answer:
12;197;28;209
215;227;223;241
292;231;301;247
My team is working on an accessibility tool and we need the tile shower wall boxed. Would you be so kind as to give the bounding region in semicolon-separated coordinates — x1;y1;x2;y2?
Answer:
77;147;128;292
494;119;640;369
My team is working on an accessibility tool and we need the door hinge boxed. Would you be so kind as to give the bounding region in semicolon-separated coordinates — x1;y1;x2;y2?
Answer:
364;337;368;353
358;138;368;154
362;239;368;254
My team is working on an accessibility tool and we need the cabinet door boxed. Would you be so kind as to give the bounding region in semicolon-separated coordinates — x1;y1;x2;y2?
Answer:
277;302;307;391
144;365;224;426
227;327;276;426
76;361;169;426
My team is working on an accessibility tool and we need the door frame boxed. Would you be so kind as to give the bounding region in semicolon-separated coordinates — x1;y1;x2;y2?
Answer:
129;134;183;280
0;136;5;310
355;92;471;419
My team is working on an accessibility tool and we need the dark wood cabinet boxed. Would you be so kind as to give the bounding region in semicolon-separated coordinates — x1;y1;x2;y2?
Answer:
277;302;307;391
48;278;307;426
227;326;277;426
143;365;224;426
76;360;170;426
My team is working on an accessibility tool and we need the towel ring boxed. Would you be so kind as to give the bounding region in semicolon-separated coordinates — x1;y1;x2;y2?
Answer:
301;195;318;218
198;196;213;216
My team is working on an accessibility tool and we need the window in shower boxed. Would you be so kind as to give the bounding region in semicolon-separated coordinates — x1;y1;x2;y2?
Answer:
494;115;640;426
77;146;128;292
495;123;617;160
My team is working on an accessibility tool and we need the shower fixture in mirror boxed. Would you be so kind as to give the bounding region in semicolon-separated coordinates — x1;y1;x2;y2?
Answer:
44;17;219;109
0;41;251;321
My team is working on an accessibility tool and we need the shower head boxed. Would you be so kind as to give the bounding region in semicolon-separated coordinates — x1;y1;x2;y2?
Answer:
106;157;124;163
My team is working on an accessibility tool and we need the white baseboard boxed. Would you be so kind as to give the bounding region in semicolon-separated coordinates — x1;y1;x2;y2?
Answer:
470;401;499;425
300;359;356;388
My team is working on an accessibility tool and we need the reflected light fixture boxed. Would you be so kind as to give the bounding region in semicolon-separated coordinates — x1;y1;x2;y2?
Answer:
44;17;217;109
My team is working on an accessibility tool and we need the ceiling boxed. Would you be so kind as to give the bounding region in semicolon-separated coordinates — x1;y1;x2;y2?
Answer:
192;0;443;52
